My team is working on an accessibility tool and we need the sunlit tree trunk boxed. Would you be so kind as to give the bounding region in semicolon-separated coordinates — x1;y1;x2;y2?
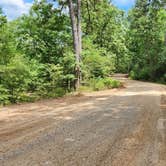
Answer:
77;0;82;56
68;0;82;90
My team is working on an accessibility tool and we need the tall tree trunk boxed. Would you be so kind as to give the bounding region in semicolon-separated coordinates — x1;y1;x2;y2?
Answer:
77;0;82;82
77;0;82;55
68;0;81;90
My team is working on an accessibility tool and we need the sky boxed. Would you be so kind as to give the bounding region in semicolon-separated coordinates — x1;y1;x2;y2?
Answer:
112;0;135;11
0;0;136;20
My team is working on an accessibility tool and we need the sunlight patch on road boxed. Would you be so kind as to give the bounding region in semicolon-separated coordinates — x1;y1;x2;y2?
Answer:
157;119;166;130
116;91;164;97
96;97;108;101
64;116;73;120
64;138;75;142
53;116;73;120
103;113;112;117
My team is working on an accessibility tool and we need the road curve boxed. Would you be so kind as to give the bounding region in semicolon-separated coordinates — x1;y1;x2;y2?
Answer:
0;80;165;166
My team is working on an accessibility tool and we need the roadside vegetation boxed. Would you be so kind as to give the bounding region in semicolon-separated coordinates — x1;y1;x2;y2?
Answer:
0;0;165;105
78;78;122;92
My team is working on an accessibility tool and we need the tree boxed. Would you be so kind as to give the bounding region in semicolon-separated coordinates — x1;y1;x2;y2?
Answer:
128;0;166;81
0;8;14;65
16;0;71;64
68;0;82;89
82;0;129;73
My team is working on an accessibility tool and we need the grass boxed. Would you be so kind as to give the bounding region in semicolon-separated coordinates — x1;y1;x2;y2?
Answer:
78;77;122;93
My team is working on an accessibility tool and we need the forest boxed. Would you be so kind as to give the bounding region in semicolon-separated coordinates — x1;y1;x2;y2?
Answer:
0;0;165;105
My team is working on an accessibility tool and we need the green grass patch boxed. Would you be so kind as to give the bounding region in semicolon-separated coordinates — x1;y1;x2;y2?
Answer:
78;77;122;92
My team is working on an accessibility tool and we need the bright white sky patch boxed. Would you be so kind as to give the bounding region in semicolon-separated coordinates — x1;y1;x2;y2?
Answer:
0;0;33;20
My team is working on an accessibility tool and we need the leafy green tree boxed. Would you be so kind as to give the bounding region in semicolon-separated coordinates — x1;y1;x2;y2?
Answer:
82;0;129;73
16;0;71;64
128;0;166;81
0;9;14;65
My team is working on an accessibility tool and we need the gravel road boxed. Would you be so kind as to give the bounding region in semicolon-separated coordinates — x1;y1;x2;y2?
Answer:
0;79;165;166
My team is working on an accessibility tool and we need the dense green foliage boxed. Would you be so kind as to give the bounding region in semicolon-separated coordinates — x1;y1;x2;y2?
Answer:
0;0;165;105
82;1;129;73
79;77;121;92
128;0;166;82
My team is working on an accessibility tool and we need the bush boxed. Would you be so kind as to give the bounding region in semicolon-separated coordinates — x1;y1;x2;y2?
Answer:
0;54;74;105
130;66;151;81
17;93;39;102
82;38;115;79
103;78;121;88
0;85;10;105
87;77;121;91
138;68;150;80
0;56;31;103
89;78;106;91
130;70;137;79
110;79;121;88
47;88;66;98
78;86;93;92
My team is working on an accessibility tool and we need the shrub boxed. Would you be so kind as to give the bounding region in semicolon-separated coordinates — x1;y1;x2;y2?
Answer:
78;86;93;92
82;38;115;79
103;77;121;88
138;67;150;80
0;57;31;103
109;79;121;88
91;79;105;91
130;70;136;79
87;77;121;91
17;93;39;102
47;88;66;98
130;66;151;81
103;78;114;88
0;85;10;105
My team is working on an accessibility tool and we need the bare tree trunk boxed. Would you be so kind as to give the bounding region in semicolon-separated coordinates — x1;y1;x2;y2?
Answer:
68;0;81;90
77;0;82;56
77;0;82;82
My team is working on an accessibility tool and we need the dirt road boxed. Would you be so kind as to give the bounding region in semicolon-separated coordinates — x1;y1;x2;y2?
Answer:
0;80;166;166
